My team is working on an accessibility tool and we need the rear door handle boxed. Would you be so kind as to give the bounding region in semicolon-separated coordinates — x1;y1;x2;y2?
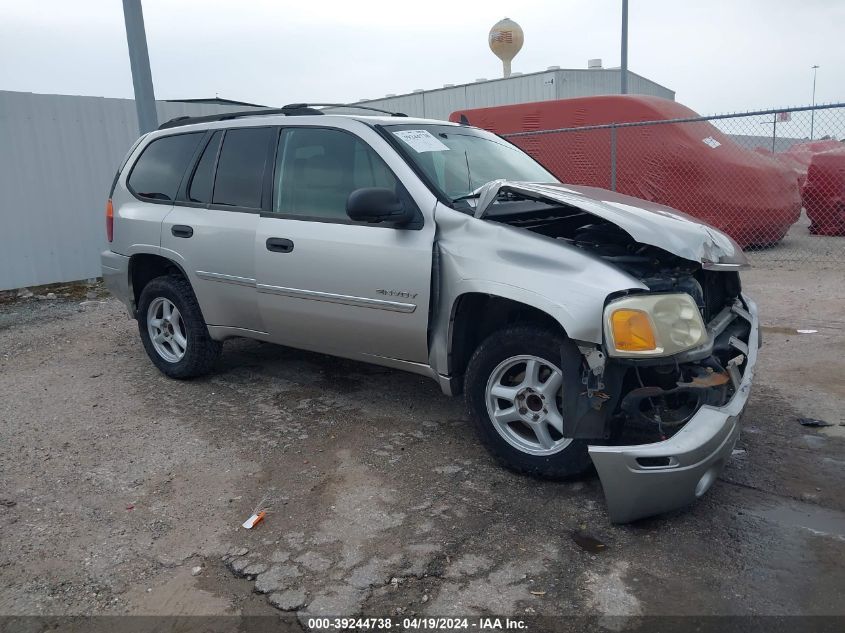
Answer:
171;225;193;238
266;237;294;253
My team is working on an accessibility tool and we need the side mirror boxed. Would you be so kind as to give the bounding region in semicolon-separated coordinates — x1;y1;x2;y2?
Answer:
346;188;415;226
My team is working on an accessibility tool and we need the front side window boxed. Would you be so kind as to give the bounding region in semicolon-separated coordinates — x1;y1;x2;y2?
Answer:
128;133;204;201
386;124;556;202
273;127;399;220
212;127;275;209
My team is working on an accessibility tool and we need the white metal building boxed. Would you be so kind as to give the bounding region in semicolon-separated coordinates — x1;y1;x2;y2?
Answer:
0;91;258;291
345;67;675;121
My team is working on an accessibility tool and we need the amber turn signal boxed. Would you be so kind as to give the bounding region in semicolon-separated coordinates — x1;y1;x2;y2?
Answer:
610;309;657;352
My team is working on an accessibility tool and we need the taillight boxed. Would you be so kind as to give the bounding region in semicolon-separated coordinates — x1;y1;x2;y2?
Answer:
106;199;114;242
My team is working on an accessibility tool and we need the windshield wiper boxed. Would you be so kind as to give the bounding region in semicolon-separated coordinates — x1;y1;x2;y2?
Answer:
451;191;481;203
453;188;533;204
451;181;491;203
451;180;537;210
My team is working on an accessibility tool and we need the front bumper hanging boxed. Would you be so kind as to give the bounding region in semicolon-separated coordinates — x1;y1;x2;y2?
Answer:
588;296;759;523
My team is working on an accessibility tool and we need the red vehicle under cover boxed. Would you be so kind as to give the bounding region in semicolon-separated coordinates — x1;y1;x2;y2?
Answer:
761;140;843;190
754;147;808;190
802;147;845;235
450;96;801;247
784;139;843;170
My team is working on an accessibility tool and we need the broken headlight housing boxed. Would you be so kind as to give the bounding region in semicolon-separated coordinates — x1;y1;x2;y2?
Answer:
604;293;708;358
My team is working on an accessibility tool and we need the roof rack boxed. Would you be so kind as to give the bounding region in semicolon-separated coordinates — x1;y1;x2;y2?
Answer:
157;102;407;131
291;103;408;117
157;105;321;130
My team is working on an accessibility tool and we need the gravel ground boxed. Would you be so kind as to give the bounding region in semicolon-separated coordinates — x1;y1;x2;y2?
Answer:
0;266;843;625
747;209;845;266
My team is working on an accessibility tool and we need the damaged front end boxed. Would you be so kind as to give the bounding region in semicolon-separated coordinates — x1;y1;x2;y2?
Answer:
561;247;758;523
477;181;759;523
566;293;757;523
561;216;757;523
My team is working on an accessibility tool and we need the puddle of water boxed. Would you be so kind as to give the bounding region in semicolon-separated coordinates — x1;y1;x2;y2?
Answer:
754;502;845;541
820;425;845;440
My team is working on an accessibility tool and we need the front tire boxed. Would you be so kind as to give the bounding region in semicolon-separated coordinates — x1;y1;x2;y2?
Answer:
137;275;221;379
464;324;591;479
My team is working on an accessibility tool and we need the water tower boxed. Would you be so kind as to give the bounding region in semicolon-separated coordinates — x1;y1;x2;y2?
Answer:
489;18;524;78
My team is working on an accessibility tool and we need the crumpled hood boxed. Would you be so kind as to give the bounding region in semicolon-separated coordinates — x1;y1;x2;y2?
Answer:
473;180;749;268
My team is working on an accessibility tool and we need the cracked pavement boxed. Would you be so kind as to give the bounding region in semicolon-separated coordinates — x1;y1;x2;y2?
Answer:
0;267;844;622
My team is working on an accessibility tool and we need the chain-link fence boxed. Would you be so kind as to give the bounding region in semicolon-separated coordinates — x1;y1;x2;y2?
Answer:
500;103;845;266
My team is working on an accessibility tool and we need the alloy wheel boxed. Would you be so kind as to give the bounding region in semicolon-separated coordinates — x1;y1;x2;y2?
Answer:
484;354;572;456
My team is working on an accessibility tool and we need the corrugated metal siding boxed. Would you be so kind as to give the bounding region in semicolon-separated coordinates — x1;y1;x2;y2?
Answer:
355;69;674;121
0;91;257;291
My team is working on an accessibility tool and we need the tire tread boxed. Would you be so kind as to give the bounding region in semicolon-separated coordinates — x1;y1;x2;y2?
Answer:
137;275;221;379
464;324;592;479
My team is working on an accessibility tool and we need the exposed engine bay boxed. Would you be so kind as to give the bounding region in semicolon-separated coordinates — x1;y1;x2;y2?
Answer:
485;196;754;444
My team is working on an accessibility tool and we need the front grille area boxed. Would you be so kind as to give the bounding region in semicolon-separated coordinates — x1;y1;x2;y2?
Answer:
697;270;742;322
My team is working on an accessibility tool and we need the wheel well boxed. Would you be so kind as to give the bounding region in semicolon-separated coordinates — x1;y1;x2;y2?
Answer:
449;294;564;391
129;254;186;313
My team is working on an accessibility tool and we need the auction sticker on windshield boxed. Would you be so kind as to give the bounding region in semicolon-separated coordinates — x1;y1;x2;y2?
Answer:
394;129;450;153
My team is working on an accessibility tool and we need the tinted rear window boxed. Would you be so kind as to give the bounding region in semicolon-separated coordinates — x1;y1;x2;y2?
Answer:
212;128;275;208
128;133;203;201
188;131;223;204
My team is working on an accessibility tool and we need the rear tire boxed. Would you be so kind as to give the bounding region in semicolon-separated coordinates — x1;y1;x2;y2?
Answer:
464;324;591;479
137;275;221;379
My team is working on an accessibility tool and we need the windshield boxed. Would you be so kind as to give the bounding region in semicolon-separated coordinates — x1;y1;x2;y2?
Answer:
385;124;557;203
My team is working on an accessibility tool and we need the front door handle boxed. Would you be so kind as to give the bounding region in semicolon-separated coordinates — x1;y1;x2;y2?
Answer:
171;225;193;238
266;237;294;253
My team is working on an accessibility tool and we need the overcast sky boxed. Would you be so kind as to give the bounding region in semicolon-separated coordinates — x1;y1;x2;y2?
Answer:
1;0;842;116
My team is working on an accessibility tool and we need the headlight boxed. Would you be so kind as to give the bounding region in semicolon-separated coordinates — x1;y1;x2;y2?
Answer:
604;293;707;357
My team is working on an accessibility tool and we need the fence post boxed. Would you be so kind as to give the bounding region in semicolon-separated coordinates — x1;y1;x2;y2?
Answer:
772;114;778;152
610;124;617;191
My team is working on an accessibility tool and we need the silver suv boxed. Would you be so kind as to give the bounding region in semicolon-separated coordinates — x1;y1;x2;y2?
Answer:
101;105;759;523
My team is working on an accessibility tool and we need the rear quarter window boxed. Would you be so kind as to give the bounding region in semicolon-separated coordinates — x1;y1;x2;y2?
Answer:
109;135;147;197
127;132;204;201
